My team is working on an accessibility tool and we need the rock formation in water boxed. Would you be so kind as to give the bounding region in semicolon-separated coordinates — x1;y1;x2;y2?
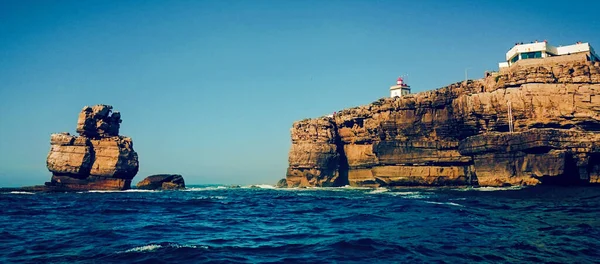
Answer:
136;174;186;190
275;178;288;188
45;105;139;190
286;58;600;187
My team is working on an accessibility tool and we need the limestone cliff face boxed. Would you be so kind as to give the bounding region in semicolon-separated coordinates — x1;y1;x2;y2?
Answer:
286;60;600;187
45;105;139;190
287;119;345;187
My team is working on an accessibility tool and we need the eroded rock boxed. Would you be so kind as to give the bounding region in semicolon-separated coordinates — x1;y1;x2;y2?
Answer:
136;174;185;190
45;105;139;190
275;178;287;188
286;59;600;187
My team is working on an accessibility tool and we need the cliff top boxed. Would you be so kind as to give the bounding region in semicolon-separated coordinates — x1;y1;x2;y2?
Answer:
297;59;600;128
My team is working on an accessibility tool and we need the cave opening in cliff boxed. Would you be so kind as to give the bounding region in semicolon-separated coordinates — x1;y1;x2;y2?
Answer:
539;153;589;185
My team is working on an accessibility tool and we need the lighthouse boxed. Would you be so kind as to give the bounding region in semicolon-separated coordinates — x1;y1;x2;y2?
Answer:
390;77;411;97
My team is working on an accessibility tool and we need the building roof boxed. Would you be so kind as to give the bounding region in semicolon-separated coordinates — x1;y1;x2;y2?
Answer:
506;42;595;60
499;41;599;69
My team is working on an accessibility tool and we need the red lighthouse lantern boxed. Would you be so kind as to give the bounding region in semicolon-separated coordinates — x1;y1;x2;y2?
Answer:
397;77;404;86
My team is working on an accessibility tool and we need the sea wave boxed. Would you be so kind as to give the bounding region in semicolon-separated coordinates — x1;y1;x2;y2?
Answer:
340;185;373;190
85;189;158;193
184;186;228;191
193;196;227;200
124;244;162;253
368;188;389;194
385;191;431;199
423;201;464;207
122;243;207;253
7;191;34;195
125;189;159;192
469;186;526;192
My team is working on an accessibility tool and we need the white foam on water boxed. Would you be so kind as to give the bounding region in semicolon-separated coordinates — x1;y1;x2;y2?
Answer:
424;201;464;207
184;186;228;191
368;188;389;194
384;191;430;199
81;189;159;193
8;191;34;195
125;189;158;192
470;186;525;192
125;244;163;253
194;196;227;200
341;185;372;190
393;191;421;196
170;243;207;249
87;190;123;193
122;243;207;253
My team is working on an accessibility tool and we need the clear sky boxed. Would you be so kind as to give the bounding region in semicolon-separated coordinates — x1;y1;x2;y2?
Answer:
1;0;599;187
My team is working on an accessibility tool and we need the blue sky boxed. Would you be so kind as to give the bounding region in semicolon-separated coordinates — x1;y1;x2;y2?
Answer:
1;0;599;186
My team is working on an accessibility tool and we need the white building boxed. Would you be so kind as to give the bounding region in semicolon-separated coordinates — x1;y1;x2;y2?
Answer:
390;77;411;97
499;41;599;69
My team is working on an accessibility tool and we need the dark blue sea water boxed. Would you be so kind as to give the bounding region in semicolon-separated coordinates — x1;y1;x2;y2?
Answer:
1;185;600;263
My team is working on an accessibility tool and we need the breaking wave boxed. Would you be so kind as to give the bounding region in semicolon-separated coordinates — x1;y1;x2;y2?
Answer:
122;243;206;253
423;201;464;207
85;189;158;193
7;191;34;195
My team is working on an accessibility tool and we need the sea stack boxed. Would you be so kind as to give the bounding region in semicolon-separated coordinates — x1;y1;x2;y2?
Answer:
286;43;600;188
45;105;139;190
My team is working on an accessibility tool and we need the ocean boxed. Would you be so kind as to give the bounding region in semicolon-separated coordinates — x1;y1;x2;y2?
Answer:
1;185;599;263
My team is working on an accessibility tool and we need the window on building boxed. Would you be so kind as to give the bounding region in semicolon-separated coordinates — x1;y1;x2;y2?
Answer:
521;51;542;59
510;55;519;63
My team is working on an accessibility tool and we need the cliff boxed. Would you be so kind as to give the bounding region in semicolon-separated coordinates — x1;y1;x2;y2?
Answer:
45;105;139;190
286;59;600;187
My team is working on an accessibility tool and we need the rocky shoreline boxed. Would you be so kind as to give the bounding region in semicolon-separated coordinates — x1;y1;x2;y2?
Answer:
284;59;600;188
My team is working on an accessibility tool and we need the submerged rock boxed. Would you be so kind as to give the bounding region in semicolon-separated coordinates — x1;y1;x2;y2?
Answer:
286;59;600;187
44;105;139;191
136;174;186;190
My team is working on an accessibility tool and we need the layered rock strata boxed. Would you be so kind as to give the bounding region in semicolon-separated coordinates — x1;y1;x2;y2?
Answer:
45;105;139;190
136;174;186;190
286;59;600;187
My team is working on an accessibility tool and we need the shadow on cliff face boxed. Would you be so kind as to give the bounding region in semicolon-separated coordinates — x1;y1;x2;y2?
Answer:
537;153;596;186
576;120;600;132
333;122;349;187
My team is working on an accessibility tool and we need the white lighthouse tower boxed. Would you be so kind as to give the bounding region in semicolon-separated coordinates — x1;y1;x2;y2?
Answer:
390;77;411;97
